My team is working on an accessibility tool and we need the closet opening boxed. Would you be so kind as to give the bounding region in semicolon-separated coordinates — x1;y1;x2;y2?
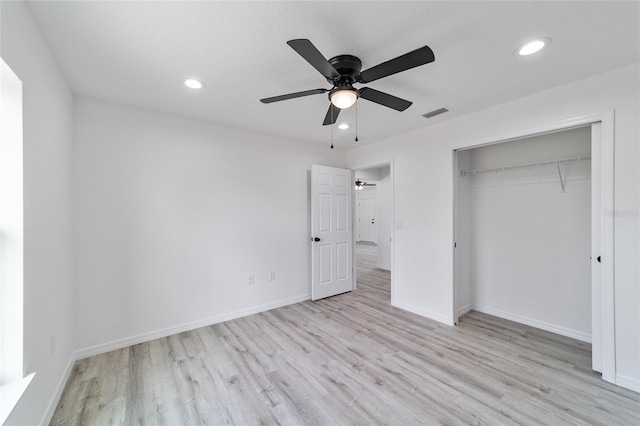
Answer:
452;118;614;382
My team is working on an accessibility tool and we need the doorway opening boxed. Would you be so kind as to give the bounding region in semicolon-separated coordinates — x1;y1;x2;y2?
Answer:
455;125;591;336
452;114;615;383
353;164;392;303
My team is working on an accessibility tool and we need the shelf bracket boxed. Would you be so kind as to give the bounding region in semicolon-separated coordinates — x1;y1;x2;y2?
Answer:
557;165;565;193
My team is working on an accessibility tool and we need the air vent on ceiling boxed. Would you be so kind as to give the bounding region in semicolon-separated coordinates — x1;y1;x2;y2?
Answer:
422;106;450;119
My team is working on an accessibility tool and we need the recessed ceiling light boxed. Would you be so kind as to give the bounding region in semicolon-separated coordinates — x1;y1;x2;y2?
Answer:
338;123;349;130
184;78;205;89
516;38;551;56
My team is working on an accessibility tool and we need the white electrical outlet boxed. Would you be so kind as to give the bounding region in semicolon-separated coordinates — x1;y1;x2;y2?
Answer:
51;335;56;354
269;272;276;282
248;274;255;285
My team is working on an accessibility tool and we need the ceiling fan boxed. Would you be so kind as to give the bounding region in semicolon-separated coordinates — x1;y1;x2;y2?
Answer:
355;179;376;190
260;39;435;126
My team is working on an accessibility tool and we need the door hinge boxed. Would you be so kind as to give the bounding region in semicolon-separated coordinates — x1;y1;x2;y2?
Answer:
455;242;457;248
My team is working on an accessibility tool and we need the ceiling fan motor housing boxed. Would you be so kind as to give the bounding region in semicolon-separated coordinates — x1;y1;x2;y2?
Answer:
327;55;362;83
327;55;363;103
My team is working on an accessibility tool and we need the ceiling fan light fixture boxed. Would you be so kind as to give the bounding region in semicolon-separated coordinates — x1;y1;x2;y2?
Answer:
330;88;358;109
338;123;349;130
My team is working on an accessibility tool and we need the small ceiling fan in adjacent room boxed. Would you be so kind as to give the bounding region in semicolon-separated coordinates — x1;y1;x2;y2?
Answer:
260;39;435;126
355;179;376;190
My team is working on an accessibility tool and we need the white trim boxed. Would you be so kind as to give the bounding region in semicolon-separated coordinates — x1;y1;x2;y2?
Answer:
590;123;603;373
0;373;34;425
598;112;616;383
451;113;606;152
615;373;640;393
452;151;458;325
39;356;75;426
457;303;473;317
393;301;451;325
1;58;25;387
471;304;591;343
75;294;310;360
390;159;395;305
449;111;616;382
351;169;357;292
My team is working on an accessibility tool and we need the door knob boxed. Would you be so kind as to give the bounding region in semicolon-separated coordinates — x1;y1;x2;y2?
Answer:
597;256;601;263
312;237;321;242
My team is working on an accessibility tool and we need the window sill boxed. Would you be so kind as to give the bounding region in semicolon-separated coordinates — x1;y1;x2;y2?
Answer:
0;372;36;424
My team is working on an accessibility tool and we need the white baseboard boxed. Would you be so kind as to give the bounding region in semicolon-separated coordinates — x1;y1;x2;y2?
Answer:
39;355;75;426
616;373;640;393
457;303;473;316
75;294;310;360
471;304;591;343
376;263;391;271
393;301;452;325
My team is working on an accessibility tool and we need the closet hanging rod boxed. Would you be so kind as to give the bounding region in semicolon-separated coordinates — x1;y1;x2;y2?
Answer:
461;155;591;177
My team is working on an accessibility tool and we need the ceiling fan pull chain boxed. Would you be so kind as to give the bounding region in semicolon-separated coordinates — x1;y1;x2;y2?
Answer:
355;100;359;142
330;104;334;149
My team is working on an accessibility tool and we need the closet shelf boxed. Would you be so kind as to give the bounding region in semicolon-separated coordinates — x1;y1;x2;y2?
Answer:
461;155;591;177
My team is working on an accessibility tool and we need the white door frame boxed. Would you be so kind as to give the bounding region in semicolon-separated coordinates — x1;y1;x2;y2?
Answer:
449;111;615;384
351;159;395;304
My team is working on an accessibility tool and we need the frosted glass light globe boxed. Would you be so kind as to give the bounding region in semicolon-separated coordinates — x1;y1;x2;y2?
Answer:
330;89;357;109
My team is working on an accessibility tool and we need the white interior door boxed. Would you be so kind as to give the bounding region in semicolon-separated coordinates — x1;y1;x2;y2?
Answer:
591;123;602;373
358;197;376;242
311;165;354;300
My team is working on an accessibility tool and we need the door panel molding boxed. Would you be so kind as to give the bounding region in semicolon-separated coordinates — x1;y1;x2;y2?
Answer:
311;165;354;300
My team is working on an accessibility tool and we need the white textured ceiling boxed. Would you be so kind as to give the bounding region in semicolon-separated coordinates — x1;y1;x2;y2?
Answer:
26;1;640;148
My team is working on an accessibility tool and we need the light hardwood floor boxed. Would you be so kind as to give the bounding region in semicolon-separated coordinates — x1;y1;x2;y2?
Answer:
52;243;640;425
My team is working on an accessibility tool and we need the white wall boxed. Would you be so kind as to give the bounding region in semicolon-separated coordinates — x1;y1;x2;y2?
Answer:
73;97;345;353
355;168;381;182
458;127;592;341
346;62;640;391
376;166;392;270
1;2;76;424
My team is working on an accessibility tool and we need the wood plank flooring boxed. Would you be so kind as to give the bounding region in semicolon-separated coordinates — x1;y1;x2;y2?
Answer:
51;243;640;425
